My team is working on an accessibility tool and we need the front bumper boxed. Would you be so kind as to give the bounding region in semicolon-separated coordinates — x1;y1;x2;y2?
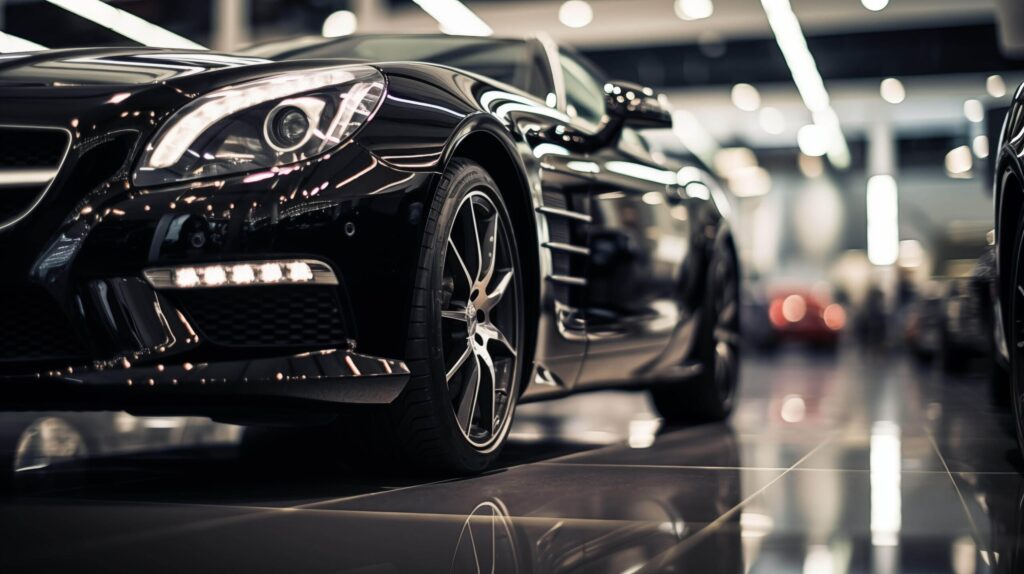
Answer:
0;87;434;412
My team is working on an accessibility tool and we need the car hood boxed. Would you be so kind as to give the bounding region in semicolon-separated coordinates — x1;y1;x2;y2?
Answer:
0;48;276;88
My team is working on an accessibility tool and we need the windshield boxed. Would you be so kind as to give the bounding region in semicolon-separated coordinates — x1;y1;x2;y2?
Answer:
251;35;553;101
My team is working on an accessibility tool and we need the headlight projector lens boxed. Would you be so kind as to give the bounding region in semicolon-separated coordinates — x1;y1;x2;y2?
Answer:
265;106;311;152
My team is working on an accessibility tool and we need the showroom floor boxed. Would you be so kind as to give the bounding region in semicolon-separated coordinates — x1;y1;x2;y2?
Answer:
0;348;1021;573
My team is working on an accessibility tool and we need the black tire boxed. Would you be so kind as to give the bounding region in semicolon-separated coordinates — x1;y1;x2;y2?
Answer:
650;238;740;424
1009;212;1024;461
993;363;1011;408
335;159;525;474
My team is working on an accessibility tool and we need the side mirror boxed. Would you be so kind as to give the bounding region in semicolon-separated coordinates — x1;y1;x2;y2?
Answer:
604;80;673;129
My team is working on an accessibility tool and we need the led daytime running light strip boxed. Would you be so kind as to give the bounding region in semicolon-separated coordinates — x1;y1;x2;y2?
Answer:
143;260;338;290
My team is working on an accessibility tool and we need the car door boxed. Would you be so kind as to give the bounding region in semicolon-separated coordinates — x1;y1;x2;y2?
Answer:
553;52;695;387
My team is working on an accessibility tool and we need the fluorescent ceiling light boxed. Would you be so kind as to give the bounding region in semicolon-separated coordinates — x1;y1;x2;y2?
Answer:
0;32;45;53
866;175;899;266
46;0;205;49
861;0;889;11
760;0;850;169
412;0;493;37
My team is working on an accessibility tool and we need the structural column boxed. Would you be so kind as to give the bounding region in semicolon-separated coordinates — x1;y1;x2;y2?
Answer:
212;0;249;52
352;0;386;33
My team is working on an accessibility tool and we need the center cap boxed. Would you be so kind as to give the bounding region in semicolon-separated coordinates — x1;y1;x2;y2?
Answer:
466;302;478;335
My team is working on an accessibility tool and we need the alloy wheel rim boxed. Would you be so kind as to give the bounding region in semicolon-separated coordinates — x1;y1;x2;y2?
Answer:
440;191;521;450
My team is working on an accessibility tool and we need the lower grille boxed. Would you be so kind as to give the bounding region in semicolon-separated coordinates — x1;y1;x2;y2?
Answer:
0;286;87;362
174;286;348;348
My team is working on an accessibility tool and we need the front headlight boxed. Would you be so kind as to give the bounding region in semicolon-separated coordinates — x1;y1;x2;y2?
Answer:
134;65;385;187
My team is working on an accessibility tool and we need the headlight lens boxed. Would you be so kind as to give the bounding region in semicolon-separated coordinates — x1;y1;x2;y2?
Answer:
134;65;385;187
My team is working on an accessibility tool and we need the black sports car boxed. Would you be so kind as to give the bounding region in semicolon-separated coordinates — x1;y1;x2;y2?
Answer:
0;35;740;473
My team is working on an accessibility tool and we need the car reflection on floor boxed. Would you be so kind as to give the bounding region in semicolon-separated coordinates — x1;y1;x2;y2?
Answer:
0;347;1022;573
0;412;241;476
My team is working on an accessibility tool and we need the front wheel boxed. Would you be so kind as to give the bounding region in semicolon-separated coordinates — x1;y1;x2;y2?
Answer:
371;159;526;474
650;240;740;424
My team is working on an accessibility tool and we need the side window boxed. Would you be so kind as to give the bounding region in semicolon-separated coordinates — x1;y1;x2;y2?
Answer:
560;53;606;127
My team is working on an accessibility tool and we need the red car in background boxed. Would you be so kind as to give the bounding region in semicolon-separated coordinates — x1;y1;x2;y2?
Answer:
766;289;846;348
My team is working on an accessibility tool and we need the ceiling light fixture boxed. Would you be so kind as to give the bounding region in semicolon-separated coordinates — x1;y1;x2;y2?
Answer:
964;99;985;123
675;0;714;21
322;10;358;37
880;78;905;104
973;135;990;159
46;0;205;49
945;145;973;178
731;83;761;112
0;32;45;53
559;1;594;28
760;0;850;169
987;75;1008;98
412;0;493;37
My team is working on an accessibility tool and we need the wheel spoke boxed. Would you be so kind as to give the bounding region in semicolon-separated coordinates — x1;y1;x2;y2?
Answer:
718;300;737;325
469;200;484;283
714;326;740;345
442;309;468;322
479;322;516;357
448;238;474;291
481;269;514;311
446;343;474;382
457;357;481;431
478;214;499;288
477;347;497;434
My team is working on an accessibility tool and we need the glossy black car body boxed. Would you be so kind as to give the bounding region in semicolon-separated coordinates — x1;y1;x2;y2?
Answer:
0;37;736;431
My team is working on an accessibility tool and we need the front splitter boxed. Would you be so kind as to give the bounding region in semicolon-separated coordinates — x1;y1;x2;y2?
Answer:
0;348;410;412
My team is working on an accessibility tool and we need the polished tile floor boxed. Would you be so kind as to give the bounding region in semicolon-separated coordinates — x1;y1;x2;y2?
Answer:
0;347;1022;573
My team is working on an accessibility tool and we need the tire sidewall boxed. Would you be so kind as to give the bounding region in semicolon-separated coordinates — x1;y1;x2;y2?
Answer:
703;238;740;415
1009;214;1024;455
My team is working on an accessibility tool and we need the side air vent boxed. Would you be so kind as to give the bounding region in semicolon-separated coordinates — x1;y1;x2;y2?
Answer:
0;125;71;231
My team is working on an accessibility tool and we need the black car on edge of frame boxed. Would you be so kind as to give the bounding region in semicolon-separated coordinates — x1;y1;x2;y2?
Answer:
0;35;740;473
994;82;1024;461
